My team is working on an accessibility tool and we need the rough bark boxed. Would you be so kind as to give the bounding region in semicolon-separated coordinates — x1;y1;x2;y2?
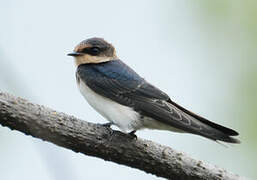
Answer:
0;92;245;180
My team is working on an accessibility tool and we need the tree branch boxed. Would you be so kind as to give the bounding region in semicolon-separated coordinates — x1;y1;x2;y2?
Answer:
0;92;244;180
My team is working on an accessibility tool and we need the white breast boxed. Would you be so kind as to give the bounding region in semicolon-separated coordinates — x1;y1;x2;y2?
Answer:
78;80;142;132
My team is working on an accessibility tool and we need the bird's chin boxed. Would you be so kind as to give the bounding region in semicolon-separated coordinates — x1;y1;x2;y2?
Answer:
74;56;86;67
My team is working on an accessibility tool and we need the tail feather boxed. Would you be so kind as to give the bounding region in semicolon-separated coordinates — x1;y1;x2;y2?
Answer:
167;99;240;143
200;129;240;144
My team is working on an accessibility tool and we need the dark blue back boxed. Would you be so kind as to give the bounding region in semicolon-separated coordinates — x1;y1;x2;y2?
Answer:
78;60;143;82
77;59;169;106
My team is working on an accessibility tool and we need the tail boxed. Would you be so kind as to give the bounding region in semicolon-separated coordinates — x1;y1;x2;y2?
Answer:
198;123;240;144
168;99;240;144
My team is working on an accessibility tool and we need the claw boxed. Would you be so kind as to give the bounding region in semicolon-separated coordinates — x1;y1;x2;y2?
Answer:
128;130;137;139
98;122;114;140
101;122;113;128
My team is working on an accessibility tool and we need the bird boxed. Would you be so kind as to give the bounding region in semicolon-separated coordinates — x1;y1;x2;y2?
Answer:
67;37;240;144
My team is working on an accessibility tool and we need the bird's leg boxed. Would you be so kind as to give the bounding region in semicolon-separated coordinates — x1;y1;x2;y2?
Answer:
101;122;114;128
128;130;137;139
98;122;115;140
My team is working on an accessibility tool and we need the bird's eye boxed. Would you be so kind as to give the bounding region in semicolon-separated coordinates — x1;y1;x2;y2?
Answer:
81;48;89;54
89;47;101;55
80;47;101;56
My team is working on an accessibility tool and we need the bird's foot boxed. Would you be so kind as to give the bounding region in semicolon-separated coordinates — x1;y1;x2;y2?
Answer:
128;130;137;140
98;122;115;139
101;122;113;128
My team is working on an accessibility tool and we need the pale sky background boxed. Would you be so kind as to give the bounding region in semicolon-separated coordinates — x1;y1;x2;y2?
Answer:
0;0;256;179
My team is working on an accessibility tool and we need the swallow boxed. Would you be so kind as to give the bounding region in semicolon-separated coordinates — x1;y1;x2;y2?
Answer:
68;37;240;143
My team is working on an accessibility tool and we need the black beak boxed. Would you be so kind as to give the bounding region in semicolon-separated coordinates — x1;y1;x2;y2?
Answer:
67;52;84;57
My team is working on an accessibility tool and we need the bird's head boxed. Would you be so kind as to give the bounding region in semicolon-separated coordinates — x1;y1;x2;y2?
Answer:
68;37;117;66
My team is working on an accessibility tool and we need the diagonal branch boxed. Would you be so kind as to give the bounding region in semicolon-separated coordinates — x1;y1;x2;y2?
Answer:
0;92;244;180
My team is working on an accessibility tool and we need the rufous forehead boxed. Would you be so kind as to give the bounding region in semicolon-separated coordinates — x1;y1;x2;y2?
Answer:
74;43;92;52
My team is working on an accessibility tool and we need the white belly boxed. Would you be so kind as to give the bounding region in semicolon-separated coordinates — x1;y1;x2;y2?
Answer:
78;80;142;132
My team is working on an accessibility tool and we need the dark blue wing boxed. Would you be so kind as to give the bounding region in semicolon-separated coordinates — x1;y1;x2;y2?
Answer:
77;60;169;106
77;60;239;143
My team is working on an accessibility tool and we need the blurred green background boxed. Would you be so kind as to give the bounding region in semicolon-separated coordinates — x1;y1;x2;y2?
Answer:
0;0;256;179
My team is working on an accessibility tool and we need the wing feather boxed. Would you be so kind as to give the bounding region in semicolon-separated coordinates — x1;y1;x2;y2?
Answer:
77;60;239;143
